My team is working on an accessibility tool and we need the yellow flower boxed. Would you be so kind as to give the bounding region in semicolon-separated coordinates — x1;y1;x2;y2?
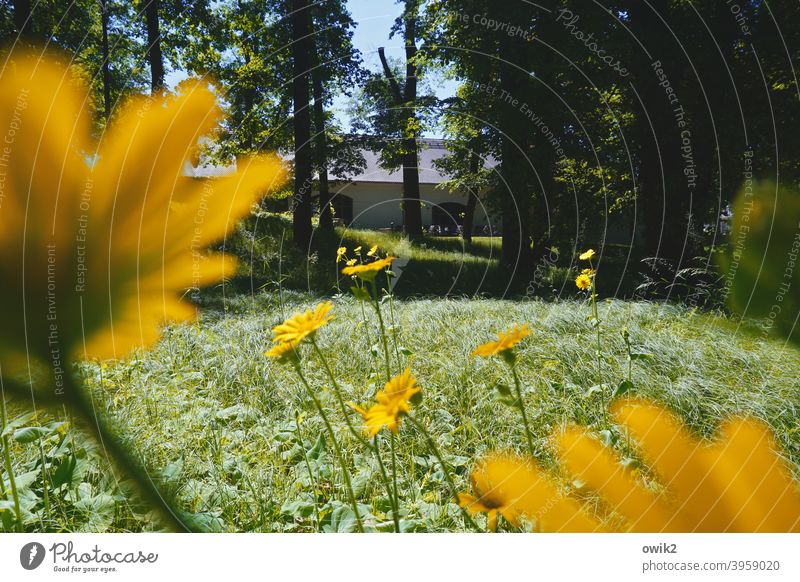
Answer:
554;399;800;532
472;324;531;357
0;52;285;369
341;256;395;281
579;249;596;261
575;274;592;290
458;453;600;532
581;268;596;276
336;247;347;263
354;246;362;253
367;244;378;257
351;368;421;437
346;258;357;267
271;301;333;344
264;339;301;360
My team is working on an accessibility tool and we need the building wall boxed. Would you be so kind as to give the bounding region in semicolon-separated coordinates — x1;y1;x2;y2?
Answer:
329;181;495;230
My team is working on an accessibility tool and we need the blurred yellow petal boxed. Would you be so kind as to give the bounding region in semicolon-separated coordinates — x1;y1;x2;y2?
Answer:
556;427;686;532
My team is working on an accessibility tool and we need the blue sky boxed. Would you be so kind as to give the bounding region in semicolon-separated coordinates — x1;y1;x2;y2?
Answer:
332;0;457;132
167;0;456;135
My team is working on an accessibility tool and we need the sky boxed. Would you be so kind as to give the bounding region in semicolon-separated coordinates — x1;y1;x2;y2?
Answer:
166;0;457;136
332;0;457;132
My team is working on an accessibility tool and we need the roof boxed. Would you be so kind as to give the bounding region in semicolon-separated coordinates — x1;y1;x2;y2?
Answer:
331;138;451;185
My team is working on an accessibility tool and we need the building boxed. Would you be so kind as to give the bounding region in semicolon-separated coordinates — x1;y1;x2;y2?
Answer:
190;138;497;234
326;139;495;233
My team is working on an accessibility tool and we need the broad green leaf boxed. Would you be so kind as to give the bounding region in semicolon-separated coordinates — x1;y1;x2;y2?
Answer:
613;380;634;398
13;426;51;443
725;181;800;346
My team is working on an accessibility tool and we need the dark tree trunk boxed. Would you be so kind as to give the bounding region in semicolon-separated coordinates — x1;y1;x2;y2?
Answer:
377;0;423;238
400;3;422;238
463;189;477;245
12;0;33;39
461;148;481;245
143;0;164;93
100;0;112;119
309;33;332;230
628;0;689;265
290;0;313;251
497;36;533;277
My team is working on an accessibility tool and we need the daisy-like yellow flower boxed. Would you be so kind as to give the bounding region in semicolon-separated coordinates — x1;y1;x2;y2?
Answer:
271;301;333;344
472;324;531;357
351;368;421;437
581;268;596;276
555;399;800;532
346;258;357;267
264;339;301;360
457;453;599;532
341;256;395;281
367;244;378;257
336;247;347;263
575;273;592;290
354;246;362;253
579;249;596;261
0;51;285;371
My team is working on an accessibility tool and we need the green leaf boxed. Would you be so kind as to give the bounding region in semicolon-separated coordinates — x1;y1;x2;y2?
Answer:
307;433;326;461
725;181;800;346
584;384;607;398
613;380;634;398
494;383;513;397
350;286;370;302
13;426;51;443
281;499;317;519
325;505;358;533
599;429;618;447
1;412;37;438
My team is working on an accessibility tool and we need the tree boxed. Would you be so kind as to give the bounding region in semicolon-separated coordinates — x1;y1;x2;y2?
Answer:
290;0;313;250
11;0;32;39
141;0;164;92
435;91;494;245
376;0;425;237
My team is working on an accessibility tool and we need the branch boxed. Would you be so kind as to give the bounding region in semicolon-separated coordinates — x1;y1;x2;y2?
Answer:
378;46;404;105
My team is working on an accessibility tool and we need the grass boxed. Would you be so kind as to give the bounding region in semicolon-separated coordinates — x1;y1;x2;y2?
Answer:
6;291;800;532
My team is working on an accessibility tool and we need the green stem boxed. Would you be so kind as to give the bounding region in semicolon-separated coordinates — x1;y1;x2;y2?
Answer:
293;411;321;528
375;436;400;533
0;395;22;531
406;416;481;532
309;339;398;532
510;366;536;458
37;439;51;527
386;290;403;365
369;281;393;381
63;372;191;532
589;261;604;412
293;365;365;533
389;431;400;531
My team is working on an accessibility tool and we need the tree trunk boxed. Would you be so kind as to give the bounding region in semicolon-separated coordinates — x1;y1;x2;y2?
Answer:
400;2;422;238
461;148;481;245
100;0;112;120
12;0;33;39
309;32;332;230
377;0;423;238
290;0;313;251
497;37;533;277
627;0;688;265
143;0;164;93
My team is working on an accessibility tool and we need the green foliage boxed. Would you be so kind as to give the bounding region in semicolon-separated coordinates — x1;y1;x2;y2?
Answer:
725;181;800;346
5;293;800;532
